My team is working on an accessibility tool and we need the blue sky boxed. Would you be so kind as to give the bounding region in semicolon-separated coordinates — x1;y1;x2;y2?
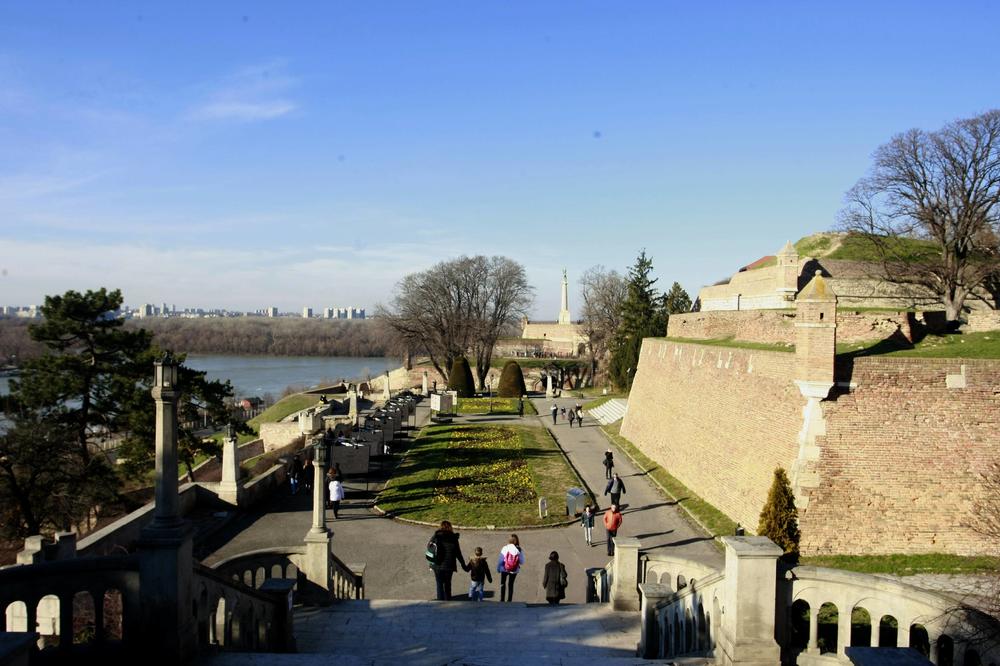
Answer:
1;2;998;317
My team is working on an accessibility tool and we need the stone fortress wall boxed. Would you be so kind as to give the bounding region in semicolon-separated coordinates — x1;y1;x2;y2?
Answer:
621;337;1000;556
623;263;1000;556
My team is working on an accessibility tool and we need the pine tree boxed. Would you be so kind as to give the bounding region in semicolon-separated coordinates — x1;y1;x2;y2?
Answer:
664;282;692;315
757;467;801;562
497;360;527;398
608;250;661;390
447;357;475;398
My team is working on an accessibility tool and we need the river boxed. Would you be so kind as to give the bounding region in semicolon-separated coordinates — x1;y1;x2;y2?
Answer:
0;354;400;399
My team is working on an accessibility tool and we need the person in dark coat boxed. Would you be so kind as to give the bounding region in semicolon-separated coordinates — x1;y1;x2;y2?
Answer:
603;449;615;479
605;472;626;507
429;520;466;600
542;551;568;605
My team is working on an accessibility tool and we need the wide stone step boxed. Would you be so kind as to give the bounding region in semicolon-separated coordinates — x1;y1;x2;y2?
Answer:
588;399;628;425
200;599;662;665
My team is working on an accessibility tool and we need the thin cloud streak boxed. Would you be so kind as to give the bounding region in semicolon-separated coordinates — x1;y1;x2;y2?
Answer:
189;60;299;123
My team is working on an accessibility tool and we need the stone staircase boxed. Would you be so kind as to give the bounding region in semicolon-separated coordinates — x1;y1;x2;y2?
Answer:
201;599;673;665
588;398;628;425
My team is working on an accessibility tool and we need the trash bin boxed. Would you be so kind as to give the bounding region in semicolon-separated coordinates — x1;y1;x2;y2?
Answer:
566;487;587;516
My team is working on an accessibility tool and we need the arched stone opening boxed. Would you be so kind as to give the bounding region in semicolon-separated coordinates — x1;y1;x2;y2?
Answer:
697;602;708;651
5;600;27;632
818;602;838;655
72;591;95;645
909;623;930;658
37;594;61;650
685;607;694;653
103;589;123;641
937;634;954;666
790;599;811;653
879;615;898;648
212;597;227;646
851;607;872;647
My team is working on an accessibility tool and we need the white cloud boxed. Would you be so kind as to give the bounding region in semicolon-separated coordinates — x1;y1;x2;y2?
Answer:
190;61;298;123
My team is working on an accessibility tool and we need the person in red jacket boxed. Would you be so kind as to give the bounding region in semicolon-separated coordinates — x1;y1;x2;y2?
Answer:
604;504;623;556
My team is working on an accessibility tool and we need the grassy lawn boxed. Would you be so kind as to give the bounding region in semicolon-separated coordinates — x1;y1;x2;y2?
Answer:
663;336;794;353
600;422;737;540
838;330;1000;359
802;553;1000;576
376;423;588;527
567;386;617;399
455;397;538;415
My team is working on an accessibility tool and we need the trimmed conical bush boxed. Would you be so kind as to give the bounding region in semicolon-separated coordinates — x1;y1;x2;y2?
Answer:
447;357;475;398
757;467;800;562
497;361;527;398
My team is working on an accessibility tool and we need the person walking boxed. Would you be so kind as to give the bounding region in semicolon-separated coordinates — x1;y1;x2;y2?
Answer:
496;534;525;602
567;409;576;428
542;551;568;605
517;398;524;418
603;449;615;479
575;404;584;426
550;403;558;425
428;520;466;601
289;457;302;495
302;457;313;491
328;476;345;518
466;546;492;601
604;504;623;556
581;504;595;546
605;472;627;507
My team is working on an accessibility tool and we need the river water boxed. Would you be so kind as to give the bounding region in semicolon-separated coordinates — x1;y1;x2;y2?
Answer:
0;354;399;399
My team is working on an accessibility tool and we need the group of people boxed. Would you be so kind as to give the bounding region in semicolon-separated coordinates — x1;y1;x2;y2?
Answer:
549;402;585;427
580;502;625;555
427;523;569;605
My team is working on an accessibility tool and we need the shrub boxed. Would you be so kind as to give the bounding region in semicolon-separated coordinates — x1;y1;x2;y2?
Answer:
757;467;800;562
447;357;475;398
497;360;527;398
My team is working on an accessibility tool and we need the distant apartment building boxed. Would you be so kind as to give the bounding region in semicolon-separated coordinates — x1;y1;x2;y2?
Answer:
302;307;313;319
323;307;335;319
136;304;154;319
267;306;279;318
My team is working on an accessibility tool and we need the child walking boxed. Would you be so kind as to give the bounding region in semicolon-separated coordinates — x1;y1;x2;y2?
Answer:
466;547;492;601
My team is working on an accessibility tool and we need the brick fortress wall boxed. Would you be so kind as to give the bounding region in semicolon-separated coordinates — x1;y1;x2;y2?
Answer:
621;338;1000;556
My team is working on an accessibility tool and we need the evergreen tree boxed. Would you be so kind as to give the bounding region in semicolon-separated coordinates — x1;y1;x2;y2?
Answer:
497;360;527;398
664;282;692;315
608;250;660;391
447;357;475;397
757;467;801;562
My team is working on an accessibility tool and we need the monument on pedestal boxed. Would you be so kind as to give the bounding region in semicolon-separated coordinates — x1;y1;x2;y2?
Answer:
218;423;241;505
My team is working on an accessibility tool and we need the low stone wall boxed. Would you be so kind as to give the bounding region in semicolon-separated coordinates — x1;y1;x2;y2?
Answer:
77;483;203;557
241;464;289;508
238;439;264;463
260;422;303;453
967;310;1000;332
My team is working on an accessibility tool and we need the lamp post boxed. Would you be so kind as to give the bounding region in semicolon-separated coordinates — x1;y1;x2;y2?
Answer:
151;354;181;529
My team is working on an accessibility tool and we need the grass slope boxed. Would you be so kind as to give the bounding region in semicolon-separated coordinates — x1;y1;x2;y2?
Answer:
376;423;587;527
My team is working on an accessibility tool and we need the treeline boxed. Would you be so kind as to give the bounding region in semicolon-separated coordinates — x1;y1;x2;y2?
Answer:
0;317;391;361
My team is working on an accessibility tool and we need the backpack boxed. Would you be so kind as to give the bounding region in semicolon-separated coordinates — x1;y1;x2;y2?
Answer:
425;536;443;565
503;548;520;572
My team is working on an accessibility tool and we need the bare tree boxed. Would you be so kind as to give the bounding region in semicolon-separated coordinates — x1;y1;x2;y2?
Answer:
377;256;533;387
578;266;628;385
839;110;1000;323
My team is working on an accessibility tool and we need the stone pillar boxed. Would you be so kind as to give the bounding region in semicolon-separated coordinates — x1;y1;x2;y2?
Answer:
218;427;240;505
302;450;331;598
611;536;642;611
775;240;799;304
545;374;554;399
808;605;819;653
138;356;196;663
558;268;571;325
717;536;783;666
421;371;429;397
639;582;671;658
383;371;391;401
348;390;359;426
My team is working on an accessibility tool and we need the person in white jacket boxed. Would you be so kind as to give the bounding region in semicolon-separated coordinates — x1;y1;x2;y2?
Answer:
328;478;345;519
496;534;525;602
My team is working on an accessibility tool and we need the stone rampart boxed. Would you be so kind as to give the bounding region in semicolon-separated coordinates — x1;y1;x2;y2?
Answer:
620;339;802;529
802;356;1000;555
698;264;791;312
621;338;1000;556
967;310;1000;332
667;309;945;345
260;422;304;453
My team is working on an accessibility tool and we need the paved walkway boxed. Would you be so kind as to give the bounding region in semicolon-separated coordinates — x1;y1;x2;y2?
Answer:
202;599;671;665
202;396;722;605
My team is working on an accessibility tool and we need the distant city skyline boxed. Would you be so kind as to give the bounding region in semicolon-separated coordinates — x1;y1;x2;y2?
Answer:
2;3;999;316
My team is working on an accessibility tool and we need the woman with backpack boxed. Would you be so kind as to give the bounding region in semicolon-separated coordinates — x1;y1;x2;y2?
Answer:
542;551;568;605
496;534;524;602
427;520;466;601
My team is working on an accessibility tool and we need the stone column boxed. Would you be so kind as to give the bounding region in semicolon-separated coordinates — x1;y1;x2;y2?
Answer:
138;356;196;663
545;374;554;399
808;605;819;653
611;536;642;611
348;390;358;426
382;371;391;401
717;536;783;666
218;427;240;505
302;448;331;599
421;371;429;397
838;609;853;656
640;582;671;658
